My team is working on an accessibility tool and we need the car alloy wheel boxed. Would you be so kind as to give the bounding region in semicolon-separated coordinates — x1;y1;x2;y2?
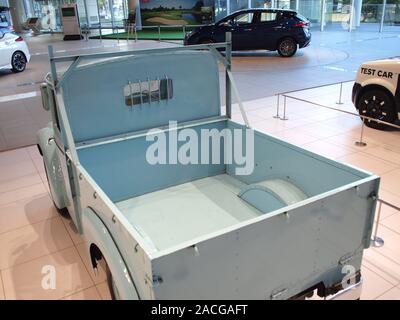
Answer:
357;89;395;130
278;38;297;57
11;51;27;72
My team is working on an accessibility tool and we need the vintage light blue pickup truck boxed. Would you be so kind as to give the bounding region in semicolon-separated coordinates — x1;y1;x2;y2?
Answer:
37;36;379;300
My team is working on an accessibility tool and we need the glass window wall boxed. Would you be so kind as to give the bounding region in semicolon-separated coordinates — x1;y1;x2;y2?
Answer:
14;0;400;33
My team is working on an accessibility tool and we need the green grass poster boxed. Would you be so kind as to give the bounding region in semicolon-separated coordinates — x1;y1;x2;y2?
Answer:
140;0;215;26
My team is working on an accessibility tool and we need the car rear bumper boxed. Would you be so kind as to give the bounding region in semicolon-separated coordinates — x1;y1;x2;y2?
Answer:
299;34;311;48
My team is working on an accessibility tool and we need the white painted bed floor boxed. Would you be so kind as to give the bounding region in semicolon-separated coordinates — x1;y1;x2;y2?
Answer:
116;174;261;251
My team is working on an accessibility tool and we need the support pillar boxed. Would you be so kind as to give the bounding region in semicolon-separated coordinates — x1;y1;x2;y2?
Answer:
353;0;363;28
8;0;26;33
127;0;141;28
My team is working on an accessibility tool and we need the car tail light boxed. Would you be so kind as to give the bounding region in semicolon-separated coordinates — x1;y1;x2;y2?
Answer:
293;21;309;28
15;37;24;42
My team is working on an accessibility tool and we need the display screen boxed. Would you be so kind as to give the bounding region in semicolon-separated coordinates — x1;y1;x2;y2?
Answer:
62;8;76;17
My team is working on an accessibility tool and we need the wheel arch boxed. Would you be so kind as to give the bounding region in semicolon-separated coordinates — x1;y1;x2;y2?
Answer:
37;124;68;210
82;207;140;300
12;49;26;59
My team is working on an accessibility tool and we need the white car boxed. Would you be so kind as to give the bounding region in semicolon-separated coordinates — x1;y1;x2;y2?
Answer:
0;30;31;73
352;58;400;130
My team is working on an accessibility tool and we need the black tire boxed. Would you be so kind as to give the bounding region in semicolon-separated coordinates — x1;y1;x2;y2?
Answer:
356;88;396;130
277;38;298;57
11;51;27;73
43;160;69;218
105;262;120;300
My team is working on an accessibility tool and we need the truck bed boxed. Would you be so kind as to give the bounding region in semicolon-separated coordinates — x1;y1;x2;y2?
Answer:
116;174;261;251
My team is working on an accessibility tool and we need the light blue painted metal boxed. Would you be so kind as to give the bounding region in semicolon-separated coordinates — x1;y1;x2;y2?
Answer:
77;121;226;202
151;177;377;299
81;207;139;300
59;51;221;143
226;120;370;197
38;40;379;300
36;124;68;210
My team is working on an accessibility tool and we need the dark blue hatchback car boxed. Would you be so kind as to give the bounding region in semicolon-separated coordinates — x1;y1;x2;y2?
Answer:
184;9;311;57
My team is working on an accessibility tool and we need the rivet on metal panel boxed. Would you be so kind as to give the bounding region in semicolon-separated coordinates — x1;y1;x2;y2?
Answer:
192;245;200;257
284;212;290;220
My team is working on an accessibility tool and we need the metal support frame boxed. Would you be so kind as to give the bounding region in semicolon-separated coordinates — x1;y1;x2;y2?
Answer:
320;0;326;32
83;0;90;34
379;0;387;33
272;79;400;145
371;201;384;247
225;32;232;119
46;32;243;159
336;82;344;105
109;0;115;31
274;95;280;119
96;1;103;41
371;199;400;247
349;0;355;32
279;93;400;130
355;122;367;147
281;96;289;120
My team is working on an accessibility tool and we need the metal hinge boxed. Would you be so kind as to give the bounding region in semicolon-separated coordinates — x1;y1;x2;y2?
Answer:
145;274;163;287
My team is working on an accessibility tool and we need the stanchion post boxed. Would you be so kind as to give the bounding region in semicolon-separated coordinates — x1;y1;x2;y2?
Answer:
371;201;385;247
225;32;232;119
336;82;344;105
135;25;138;42
273;95;280;119
355;121;367;147
280;95;289;120
158;25;161;42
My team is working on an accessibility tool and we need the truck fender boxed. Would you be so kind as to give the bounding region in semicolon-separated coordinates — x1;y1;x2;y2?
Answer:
81;207;139;300
36;123;68;210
